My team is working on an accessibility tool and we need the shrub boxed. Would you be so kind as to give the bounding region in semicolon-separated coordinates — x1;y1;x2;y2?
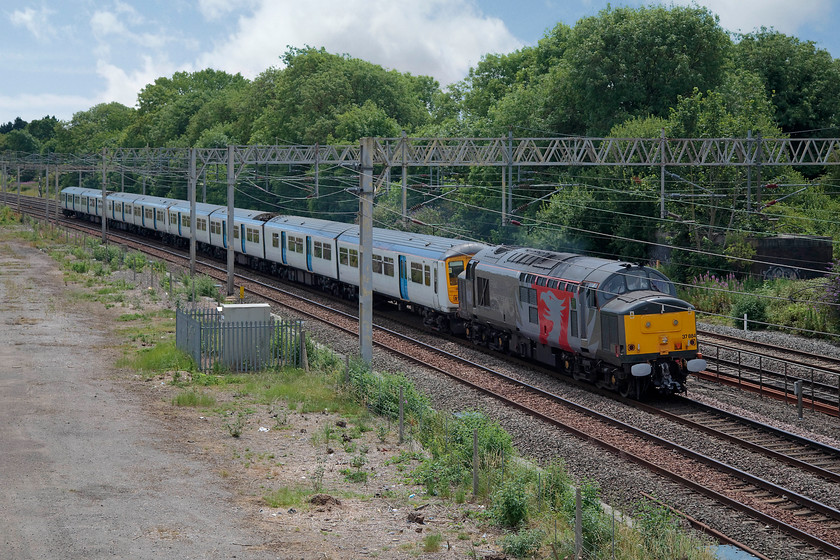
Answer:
684;272;744;316
491;477;529;527
731;295;768;330
501;528;545;558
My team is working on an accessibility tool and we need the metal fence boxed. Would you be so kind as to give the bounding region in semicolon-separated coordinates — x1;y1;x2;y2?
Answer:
176;306;303;372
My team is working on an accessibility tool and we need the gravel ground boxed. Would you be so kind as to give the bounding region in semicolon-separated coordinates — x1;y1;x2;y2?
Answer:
276;297;840;560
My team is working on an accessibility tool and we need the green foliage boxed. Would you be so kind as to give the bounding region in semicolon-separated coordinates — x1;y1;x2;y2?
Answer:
345;359;431;420
500;528;545;558
491;477;529;527
92;243;122;266
0;206;21;225
178;273;221;302
556;4;730;135
262;485;310;508
733;28;840;135
172;390;216;408
423;533;443;553
122;340;196;374
683;272;744;317
732;295;768;329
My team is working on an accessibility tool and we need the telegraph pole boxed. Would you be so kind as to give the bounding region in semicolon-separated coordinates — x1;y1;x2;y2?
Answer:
359;137;374;365
101;148;108;243
189;147;197;276
226;145;235;295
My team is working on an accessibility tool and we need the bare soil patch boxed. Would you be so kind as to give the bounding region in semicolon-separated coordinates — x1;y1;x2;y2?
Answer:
0;234;503;559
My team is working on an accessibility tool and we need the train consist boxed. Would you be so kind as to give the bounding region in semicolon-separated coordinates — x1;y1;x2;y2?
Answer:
61;186;705;398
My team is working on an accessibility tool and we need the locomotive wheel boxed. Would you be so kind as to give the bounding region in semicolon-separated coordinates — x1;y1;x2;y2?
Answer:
618;378;634;398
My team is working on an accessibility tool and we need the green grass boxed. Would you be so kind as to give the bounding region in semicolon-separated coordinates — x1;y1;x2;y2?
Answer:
117;340;195;374
172;390;216;407
263;485;311;508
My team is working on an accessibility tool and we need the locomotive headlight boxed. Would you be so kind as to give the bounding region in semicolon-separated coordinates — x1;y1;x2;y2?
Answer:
661;336;668;344
673;319;679;326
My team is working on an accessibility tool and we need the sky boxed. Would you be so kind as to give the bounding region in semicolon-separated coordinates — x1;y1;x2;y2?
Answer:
2;0;839;123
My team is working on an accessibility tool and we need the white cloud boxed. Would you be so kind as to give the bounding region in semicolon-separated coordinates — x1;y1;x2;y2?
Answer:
0;92;92;121
194;0;521;86
674;0;832;35
9;7;55;41
198;0;258;20
95;57;179;108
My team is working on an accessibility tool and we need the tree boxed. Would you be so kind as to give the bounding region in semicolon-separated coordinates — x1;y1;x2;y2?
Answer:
26;116;59;142
55;102;135;153
550;5;731;135
733;29;840;136
248;47;434;144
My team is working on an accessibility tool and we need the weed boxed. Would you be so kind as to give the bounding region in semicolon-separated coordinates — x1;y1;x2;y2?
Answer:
172;390;216;408
340;468;369;483
501;528;544;558
423;533;443;553
226;411;246;438
263;485;309;508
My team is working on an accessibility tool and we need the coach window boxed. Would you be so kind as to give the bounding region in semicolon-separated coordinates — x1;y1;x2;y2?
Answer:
410;262;423;283
372;254;383;274
424;265;431;286
197;218;207;231
383;256;394;276
339;247;349;266
529;306;539;324
349;249;358;268
322;243;332;261
233;227;239;239
182;215;191;229
157;210;164;222
272;232;280;248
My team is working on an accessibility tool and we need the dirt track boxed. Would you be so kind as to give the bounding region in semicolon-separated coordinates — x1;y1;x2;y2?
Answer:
0;238;281;559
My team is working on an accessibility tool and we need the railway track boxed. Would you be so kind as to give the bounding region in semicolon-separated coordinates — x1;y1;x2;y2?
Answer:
698;329;840;417
8;193;840;557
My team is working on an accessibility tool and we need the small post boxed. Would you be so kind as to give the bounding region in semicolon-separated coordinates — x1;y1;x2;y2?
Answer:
472;429;479;496
794;380;803;419
575;487;583;559
743;313;748;331
299;330;309;372
344;354;350;385
398;385;404;444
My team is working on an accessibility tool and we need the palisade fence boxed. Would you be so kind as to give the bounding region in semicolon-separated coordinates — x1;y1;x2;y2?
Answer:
176;306;303;372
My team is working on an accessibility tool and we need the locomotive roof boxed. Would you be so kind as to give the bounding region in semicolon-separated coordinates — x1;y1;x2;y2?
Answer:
475;245;638;284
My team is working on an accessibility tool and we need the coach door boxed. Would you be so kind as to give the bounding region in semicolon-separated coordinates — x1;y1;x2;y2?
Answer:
222;220;227;249
281;231;287;264
398;256;409;300
305;236;312;271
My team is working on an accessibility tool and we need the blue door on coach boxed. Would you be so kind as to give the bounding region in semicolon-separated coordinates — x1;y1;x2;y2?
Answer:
399;256;409;300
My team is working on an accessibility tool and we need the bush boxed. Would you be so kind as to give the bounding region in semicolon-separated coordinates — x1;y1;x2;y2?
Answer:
501;528;545;558
731;295;768;330
492;477;529;527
